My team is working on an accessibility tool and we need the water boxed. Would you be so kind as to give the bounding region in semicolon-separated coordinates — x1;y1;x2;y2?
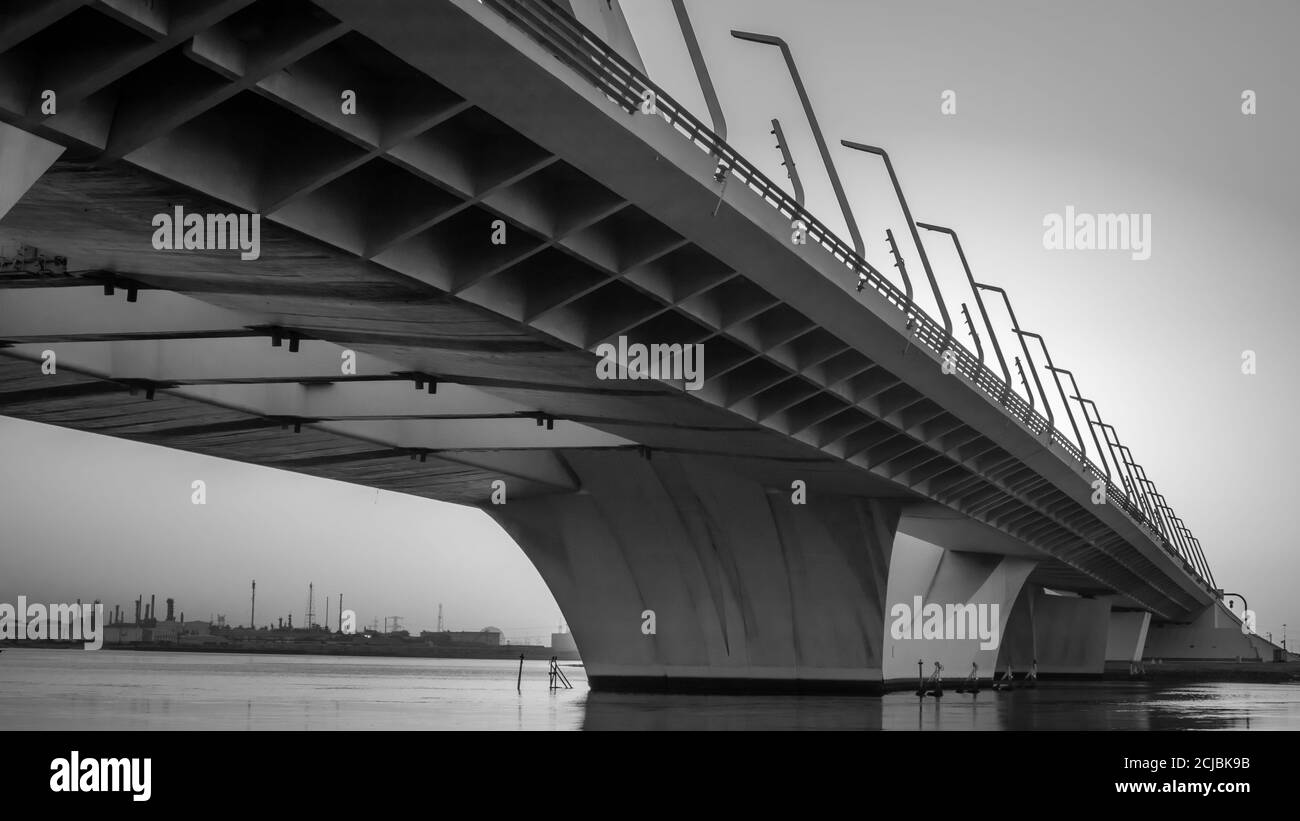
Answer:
1;648;1297;730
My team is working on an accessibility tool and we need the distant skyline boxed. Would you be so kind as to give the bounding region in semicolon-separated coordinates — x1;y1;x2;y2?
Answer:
0;418;566;645
3;0;1298;644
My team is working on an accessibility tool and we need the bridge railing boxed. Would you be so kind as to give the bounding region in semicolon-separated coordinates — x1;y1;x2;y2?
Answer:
481;0;1213;591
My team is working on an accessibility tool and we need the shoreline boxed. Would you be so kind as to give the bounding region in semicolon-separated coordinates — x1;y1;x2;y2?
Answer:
0;640;581;663
7;644;1298;684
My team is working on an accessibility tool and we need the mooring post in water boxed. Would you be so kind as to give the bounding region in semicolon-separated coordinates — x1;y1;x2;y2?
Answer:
517;653;524;693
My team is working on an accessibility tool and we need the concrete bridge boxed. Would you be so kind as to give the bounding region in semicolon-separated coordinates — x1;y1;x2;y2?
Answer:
0;0;1272;690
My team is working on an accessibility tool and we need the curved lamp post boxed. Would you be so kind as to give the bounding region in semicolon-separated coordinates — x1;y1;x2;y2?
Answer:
841;141;953;343
1015;330;1087;456
1047;366;1110;479
730;30;864;259
671;0;727;142
916;223;1011;394
973;283;1052;428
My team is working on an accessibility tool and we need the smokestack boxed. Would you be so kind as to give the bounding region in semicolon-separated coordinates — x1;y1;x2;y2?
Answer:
150;595;156;623
338;594;343;632
251;580;256;630
134;597;141;625
166;598;175;621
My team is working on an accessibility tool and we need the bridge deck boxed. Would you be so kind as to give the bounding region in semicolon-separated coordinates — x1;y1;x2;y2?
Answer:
0;0;1213;620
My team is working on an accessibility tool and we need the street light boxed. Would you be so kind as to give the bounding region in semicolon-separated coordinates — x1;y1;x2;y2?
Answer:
1094;422;1156;522
671;0;727;142
972;283;1053;428
1015;330;1087;457
1172;518;1214;588
1222;592;1249;623
1050;368;1111;480
916;223;1011;396
730;30;864;259
840;140;953;343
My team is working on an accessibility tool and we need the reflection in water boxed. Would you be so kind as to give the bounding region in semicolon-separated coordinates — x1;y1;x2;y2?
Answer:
0;649;1296;730
582;692;884;731
583;684;1294;730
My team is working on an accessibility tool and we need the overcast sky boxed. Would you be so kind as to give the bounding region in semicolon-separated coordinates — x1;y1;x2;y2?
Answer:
2;0;1297;644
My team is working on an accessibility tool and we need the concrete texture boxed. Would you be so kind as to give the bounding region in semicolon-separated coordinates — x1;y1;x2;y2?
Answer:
882;536;1036;683
486;449;900;692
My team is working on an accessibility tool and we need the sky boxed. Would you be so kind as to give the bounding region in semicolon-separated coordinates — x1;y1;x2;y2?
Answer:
2;0;1298;645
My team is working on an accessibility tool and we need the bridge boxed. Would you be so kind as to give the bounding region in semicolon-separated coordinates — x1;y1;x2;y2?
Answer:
0;0;1275;691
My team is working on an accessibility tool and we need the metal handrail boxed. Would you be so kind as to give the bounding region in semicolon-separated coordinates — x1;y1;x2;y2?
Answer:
481;0;1211;589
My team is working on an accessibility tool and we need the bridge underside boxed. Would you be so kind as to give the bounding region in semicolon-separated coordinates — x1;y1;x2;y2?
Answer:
0;0;1222;688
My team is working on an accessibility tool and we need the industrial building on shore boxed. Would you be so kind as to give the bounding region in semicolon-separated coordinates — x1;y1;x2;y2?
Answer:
89;593;578;660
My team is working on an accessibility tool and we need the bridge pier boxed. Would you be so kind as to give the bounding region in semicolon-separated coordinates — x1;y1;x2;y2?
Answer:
1144;600;1274;661
487;454;1146;691
881;537;1036;686
1106;609;1152;667
485;450;902;693
996;586;1110;677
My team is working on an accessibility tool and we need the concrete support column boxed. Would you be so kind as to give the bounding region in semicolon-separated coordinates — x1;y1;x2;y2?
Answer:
997;587;1110;676
1106;610;1152;664
1144;599;1275;661
881;536;1037;685
485;450;902;692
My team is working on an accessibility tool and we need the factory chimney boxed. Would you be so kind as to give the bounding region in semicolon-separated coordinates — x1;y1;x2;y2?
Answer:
166;598;175;621
134;596;141;625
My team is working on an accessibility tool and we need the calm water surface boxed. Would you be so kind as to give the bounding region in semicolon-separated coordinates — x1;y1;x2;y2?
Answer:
1;649;1297;730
